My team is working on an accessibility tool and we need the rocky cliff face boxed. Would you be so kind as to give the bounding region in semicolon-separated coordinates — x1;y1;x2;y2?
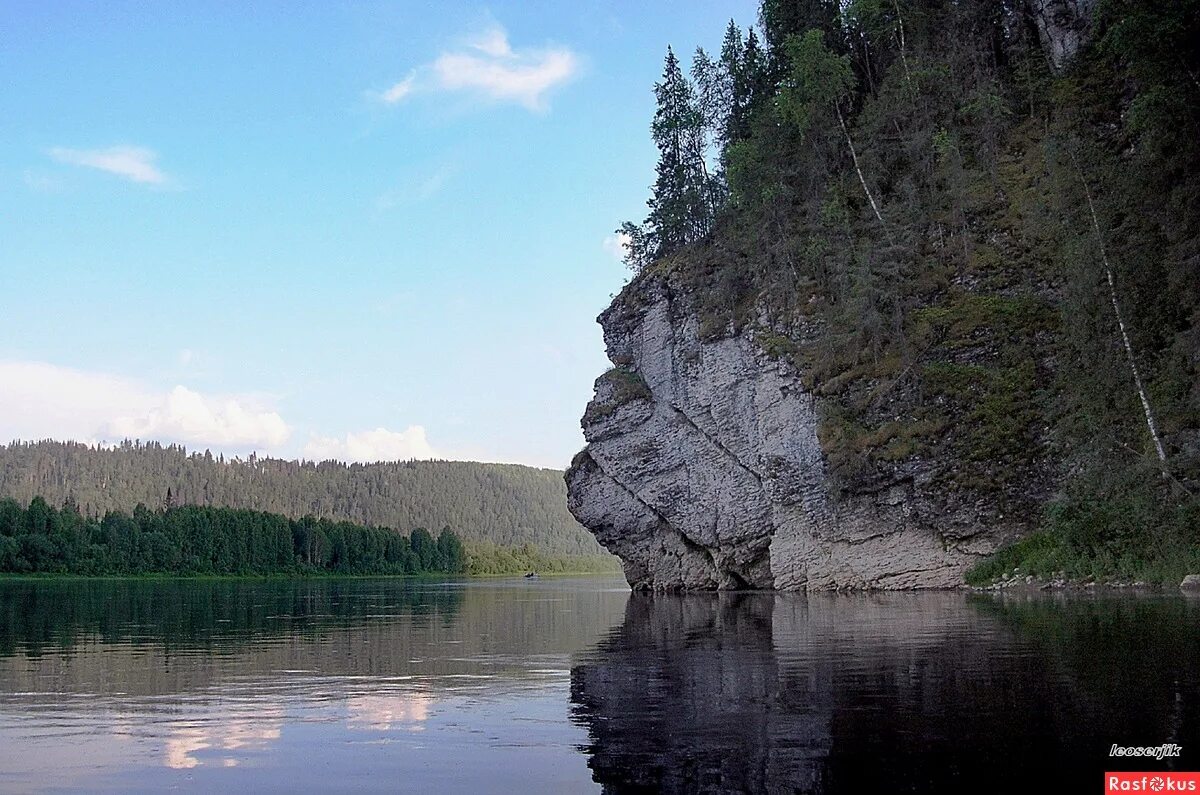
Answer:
566;275;1027;591
1027;0;1097;71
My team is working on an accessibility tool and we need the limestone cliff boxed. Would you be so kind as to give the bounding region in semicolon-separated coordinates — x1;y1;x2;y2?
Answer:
566;274;1018;590
563;0;1188;592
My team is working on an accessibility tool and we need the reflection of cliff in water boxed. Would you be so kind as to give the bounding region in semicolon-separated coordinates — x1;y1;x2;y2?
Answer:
571;593;829;793
571;592;1200;794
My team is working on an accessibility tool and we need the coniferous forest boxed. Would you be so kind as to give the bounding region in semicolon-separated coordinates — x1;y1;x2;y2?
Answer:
0;497;465;576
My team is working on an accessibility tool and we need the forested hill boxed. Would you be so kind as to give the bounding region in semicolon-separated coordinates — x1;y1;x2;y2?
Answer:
0;441;609;559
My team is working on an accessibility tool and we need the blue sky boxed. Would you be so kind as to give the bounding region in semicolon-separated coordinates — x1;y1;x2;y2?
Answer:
0;0;757;468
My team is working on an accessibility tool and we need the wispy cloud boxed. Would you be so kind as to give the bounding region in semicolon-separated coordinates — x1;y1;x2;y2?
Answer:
417;164;454;198
374;23;579;112
469;26;514;58
48;145;168;185
373;161;460;213
22;169;62;193
303;426;436;463
302;426;539;466
380;72;416;103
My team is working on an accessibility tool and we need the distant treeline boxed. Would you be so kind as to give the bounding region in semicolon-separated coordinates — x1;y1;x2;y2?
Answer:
465;541;622;576
0;440;609;558
0;497;465;576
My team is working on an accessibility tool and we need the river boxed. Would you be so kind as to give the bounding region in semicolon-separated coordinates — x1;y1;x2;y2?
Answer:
0;577;1195;792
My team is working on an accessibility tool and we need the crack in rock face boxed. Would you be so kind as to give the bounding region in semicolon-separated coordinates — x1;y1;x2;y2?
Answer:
566;278;1025;592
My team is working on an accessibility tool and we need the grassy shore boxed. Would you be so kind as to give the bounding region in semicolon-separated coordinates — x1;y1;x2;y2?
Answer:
965;532;1200;587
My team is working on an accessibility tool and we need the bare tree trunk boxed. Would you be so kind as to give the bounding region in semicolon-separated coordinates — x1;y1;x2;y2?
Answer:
688;131;718;232
859;35;877;95
1178;55;1200;93
1071;151;1169;472
836;101;890;241
894;0;913;92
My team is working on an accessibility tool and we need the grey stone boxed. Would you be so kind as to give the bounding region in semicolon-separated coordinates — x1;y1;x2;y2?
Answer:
567;277;1031;591
1027;0;1096;71
1181;574;1200;591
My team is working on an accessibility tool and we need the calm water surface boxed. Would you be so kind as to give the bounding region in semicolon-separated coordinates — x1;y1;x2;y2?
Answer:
0;577;1195;793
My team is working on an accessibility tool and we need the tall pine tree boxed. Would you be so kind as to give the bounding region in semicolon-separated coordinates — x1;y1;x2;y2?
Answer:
619;46;718;270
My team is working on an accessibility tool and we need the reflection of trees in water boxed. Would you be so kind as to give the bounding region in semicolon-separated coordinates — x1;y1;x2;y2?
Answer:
571;592;1200;794
0;578;466;655
967;593;1200;764
0;579;628;698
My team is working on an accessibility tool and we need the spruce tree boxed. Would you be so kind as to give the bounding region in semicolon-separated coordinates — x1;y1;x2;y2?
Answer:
648;46;709;251
619;47;714;271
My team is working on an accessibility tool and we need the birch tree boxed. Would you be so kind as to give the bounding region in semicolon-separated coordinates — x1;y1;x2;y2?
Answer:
777;30;889;234
1071;152;1169;473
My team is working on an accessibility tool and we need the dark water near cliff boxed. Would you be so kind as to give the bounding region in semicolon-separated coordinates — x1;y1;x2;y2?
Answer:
0;577;1195;793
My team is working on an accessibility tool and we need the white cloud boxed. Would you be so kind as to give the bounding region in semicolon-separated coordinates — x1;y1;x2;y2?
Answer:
303;426;436;463
107;386;290;449
417;165;452;198
375;24;579;112
602;231;632;261
48;145;167;185
0;361;148;444
22;170;61;193
433;49;577;111
469;25;513;58
0;360;289;451
380;72;416;104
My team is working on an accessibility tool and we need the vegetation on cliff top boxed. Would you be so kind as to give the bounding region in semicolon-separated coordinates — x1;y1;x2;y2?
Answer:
618;0;1200;585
